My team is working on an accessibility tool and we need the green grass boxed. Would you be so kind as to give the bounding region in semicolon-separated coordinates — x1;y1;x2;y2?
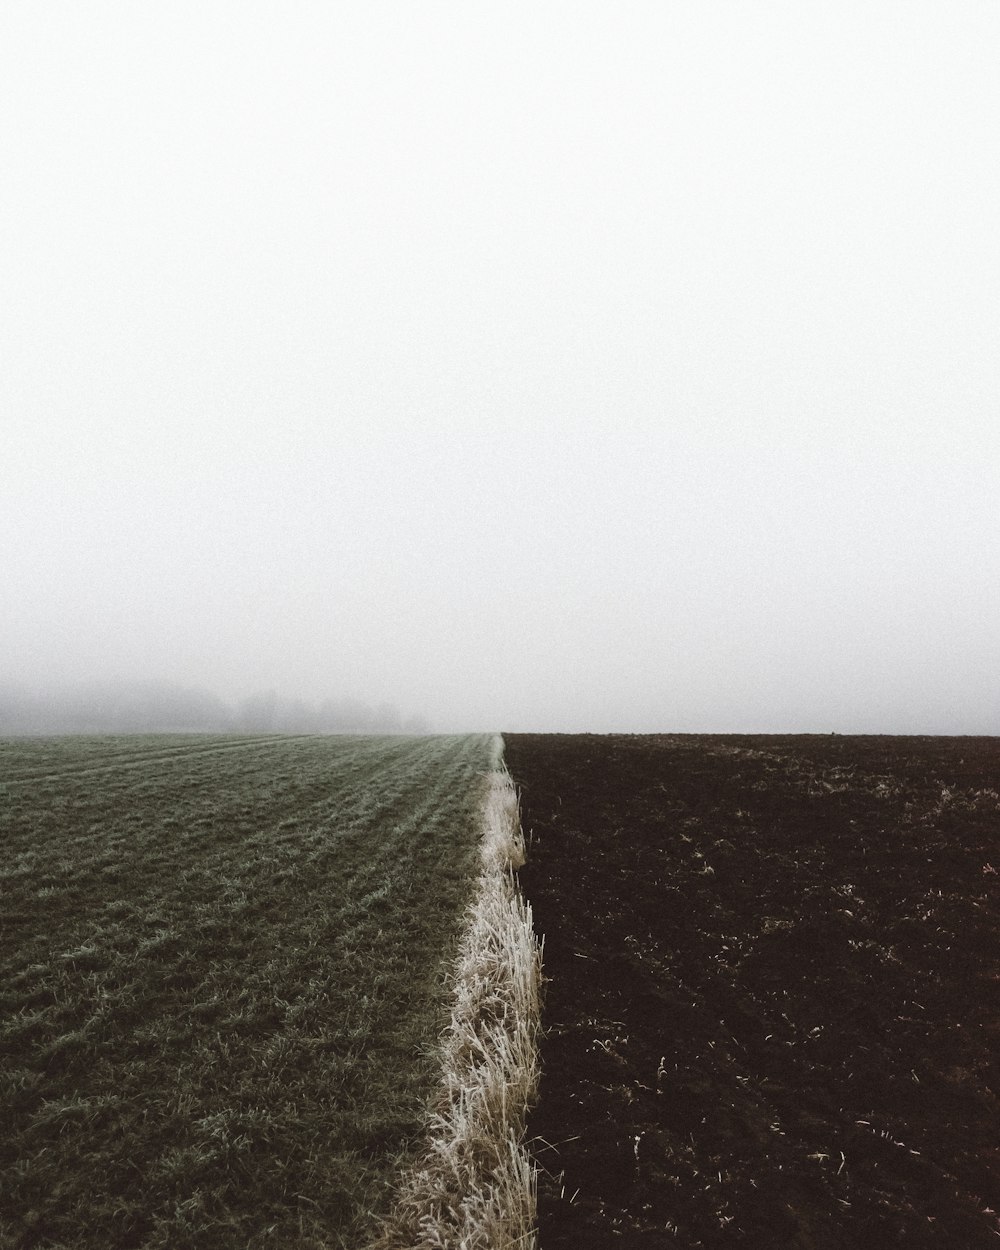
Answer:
0;733;494;1249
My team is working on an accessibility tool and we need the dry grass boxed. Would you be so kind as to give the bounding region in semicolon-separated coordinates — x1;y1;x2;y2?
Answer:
371;738;543;1250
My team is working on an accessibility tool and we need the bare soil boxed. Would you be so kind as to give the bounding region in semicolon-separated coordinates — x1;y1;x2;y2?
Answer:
504;734;1000;1249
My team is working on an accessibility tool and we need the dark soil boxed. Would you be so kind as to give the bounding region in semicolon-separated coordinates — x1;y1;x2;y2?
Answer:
504;734;1000;1249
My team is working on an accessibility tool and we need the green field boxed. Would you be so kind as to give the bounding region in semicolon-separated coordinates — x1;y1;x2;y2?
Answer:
0;733;494;1250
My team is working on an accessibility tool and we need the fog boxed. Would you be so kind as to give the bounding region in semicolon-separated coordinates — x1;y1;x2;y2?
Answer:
0;681;428;736
3;3;998;734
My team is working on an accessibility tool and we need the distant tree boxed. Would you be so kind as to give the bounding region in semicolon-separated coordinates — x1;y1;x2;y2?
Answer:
235;691;278;733
0;680;431;737
372;702;403;733
274;698;320;733
0;681;233;734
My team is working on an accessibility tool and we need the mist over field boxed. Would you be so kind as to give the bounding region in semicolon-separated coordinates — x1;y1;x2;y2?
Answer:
3;2;999;734
0;681;429;736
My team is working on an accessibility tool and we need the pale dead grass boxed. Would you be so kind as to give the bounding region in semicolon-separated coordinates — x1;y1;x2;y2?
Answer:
370;739;543;1250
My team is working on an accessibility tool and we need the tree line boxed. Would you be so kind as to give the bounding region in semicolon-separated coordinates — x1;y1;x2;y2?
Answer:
0;681;430;735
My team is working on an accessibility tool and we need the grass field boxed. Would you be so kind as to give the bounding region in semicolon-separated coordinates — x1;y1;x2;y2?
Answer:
1;733;494;1250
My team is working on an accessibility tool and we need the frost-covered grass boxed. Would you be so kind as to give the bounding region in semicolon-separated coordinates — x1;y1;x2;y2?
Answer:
373;743;543;1250
0;733;493;1249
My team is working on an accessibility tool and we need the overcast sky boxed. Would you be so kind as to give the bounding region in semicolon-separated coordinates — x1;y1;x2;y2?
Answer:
3;2;998;733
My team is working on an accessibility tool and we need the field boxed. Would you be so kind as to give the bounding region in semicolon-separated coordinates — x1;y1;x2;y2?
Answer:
0;733;494;1250
505;734;1000;1249
6;730;999;1249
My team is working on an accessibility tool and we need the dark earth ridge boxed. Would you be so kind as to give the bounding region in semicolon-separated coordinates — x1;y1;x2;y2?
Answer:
504;734;1000;1249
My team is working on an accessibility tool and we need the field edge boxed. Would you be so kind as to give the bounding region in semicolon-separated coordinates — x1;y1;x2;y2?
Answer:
368;734;543;1250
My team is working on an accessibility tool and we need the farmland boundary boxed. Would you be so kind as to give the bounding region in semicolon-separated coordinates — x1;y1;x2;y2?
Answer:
371;735;543;1250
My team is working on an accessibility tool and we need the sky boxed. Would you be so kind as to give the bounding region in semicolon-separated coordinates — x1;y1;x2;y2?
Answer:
2;1;999;733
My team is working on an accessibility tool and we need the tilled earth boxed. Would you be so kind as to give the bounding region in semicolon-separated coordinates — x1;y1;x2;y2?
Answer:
504;734;1000;1249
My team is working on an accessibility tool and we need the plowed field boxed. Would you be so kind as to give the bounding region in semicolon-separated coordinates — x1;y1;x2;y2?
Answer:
504;734;1000;1249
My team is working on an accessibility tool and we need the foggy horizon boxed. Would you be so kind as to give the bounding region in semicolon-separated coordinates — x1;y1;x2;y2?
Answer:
0;677;431;736
3;673;999;738
4;3;998;736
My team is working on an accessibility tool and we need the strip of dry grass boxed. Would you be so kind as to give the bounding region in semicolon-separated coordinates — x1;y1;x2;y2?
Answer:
372;738;543;1250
